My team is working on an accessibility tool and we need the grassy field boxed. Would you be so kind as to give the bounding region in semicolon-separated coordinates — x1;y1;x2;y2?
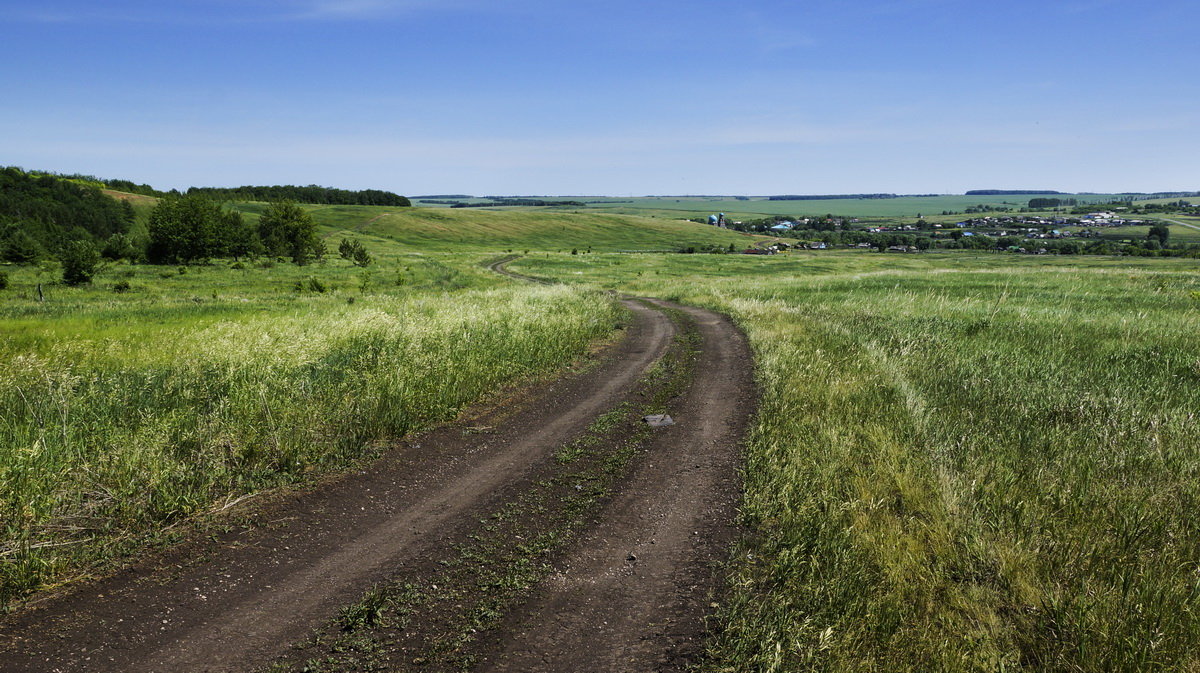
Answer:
229;202;762;252
511;250;1200;672
0;203;760;606
415;194;1138;220
9;193;1200;671
0;242;631;605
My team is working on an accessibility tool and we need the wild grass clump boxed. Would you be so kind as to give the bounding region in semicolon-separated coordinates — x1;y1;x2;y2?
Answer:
515;252;1200;672
0;283;618;605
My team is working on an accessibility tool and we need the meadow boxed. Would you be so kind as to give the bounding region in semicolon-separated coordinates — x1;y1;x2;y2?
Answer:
233;202;759;252
415;194;1139;220
512;250;1200;672
0;203;757;606
0;247;624;606
8;196;1200;672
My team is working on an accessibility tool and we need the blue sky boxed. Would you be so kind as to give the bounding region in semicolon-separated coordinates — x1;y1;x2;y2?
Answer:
2;0;1197;195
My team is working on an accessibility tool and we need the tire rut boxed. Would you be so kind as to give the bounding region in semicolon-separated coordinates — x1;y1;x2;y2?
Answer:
472;298;756;672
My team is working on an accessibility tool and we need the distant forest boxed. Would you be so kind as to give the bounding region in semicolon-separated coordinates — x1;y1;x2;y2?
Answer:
186;185;410;207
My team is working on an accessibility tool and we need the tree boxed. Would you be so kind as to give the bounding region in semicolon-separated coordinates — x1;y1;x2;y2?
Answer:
147;195;243;264
1148;223;1170;246
1;227;45;263
221;211;262;261
62;240;100;285
101;233;140;261
259;201;324;265
338;238;372;267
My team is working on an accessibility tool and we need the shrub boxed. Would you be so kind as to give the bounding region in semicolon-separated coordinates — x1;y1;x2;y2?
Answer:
0;270;8;290
113;280;131;293
294;276;328;293
338;238;373;267
62;241;100;286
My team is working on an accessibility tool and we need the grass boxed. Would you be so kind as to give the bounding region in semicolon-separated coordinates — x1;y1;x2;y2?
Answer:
512;250;1200;672
0;248;623;606
231;202;764;252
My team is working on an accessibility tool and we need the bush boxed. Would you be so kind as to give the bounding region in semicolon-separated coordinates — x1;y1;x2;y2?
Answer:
0;270;8;290
62;241;101;286
112;280;131;293
294;276;328;293
101;233;140;261
338;238;372;267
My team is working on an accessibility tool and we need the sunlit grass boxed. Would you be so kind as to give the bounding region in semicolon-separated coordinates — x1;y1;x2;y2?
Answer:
0;256;620;605
514;250;1200;672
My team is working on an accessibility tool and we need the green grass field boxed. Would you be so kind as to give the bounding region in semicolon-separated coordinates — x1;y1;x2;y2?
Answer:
0;205;765;605
415;194;1140;220
7;198;1200;671
511;250;1200;672
230;202;763;252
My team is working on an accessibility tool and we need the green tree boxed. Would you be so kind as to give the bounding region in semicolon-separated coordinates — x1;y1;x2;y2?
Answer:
259;201;324;265
0;227;45;263
147;195;242;263
1148;223;1170;246
338;238;372;267
221;210;262;261
101;233;140;261
62;240;100;285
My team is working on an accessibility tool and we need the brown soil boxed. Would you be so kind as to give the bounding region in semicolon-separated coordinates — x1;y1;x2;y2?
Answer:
471;299;756;671
0;284;756;672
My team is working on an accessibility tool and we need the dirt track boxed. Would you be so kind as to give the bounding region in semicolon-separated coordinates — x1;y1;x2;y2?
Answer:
0;262;755;672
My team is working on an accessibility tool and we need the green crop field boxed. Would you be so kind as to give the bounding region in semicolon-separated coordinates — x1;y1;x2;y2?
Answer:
510;250;1200;672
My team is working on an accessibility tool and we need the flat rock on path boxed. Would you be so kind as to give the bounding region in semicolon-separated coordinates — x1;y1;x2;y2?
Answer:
473;300;756;672
0;300;678;673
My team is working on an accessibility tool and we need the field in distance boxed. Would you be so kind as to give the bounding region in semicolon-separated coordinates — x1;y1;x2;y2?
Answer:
229;202;764;252
410;193;1187;219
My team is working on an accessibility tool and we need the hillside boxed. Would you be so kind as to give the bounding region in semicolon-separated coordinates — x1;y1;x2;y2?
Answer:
231;202;764;252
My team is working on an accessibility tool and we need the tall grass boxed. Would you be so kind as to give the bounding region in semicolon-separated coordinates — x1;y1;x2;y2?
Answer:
0;282;619;605
515;252;1200;671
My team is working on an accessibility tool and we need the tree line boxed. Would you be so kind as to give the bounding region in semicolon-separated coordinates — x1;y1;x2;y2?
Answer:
186;185;410;206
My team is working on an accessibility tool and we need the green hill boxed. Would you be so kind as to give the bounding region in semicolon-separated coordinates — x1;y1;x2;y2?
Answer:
229;203;765;252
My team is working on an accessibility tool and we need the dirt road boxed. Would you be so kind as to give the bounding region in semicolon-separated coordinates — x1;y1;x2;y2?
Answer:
1;263;755;672
474;298;755;671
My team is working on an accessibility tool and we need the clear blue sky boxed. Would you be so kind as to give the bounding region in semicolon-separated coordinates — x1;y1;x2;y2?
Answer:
2;0;1197;195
